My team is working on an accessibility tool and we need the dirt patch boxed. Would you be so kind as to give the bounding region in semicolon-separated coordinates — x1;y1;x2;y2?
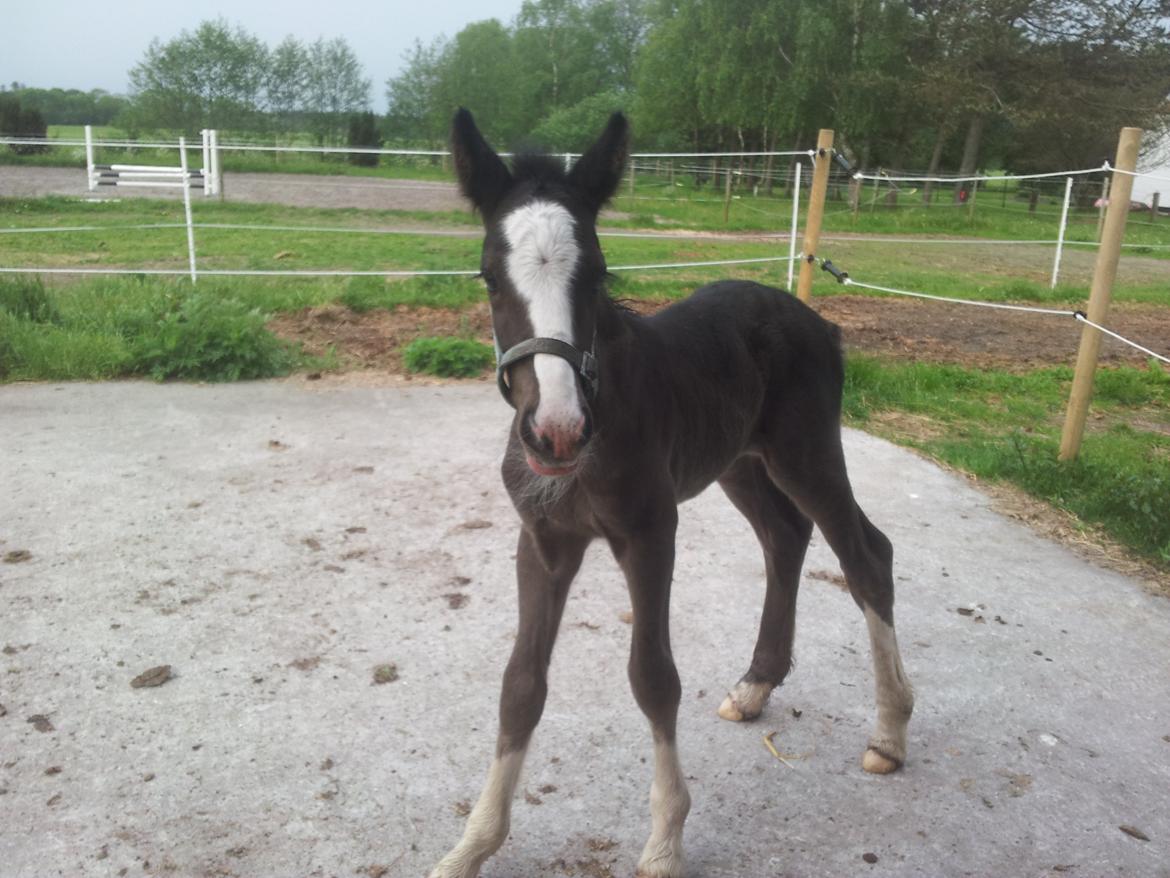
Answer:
270;296;1169;377
269;302;493;373
818;296;1170;369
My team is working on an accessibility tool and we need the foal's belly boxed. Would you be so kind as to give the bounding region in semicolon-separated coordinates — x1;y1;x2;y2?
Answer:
668;393;762;501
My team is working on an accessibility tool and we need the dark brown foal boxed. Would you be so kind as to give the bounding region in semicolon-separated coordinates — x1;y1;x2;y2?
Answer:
429;109;913;878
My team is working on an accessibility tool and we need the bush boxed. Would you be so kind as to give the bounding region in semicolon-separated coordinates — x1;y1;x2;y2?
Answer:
403;336;493;378
0;94;48;154
131;292;297;381
348;112;380;167
0;309;131;381
0;277;61;323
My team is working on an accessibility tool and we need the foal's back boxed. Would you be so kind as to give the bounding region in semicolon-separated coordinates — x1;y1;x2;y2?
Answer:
621;279;847;495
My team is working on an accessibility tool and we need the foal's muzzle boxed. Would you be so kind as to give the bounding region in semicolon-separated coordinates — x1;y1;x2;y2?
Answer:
495;336;598;407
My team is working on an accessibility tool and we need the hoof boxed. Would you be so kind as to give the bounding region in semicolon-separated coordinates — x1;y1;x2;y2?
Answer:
716;680;772;722
717;695;747;722
862;747;901;774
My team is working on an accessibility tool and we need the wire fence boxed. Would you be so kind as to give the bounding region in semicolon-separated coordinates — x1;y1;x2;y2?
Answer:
816;264;1169;365
1;130;1167;371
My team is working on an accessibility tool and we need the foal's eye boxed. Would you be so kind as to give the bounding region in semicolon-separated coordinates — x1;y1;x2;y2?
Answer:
481;273;498;293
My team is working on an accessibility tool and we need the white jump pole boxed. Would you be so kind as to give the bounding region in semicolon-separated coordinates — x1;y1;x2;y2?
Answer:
178;137;197;284
201;129;211;197
787;159;803;291
84;125;96;191
1051;176;1074;289
210;129;222;199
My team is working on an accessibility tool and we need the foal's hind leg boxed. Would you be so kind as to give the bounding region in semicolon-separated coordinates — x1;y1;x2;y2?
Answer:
716;457;813;723
763;445;914;773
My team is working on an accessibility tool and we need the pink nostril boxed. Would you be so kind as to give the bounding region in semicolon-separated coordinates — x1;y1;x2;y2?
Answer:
532;417;586;460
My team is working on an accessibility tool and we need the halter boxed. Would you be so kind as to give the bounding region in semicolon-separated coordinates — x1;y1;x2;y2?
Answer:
494;331;599;407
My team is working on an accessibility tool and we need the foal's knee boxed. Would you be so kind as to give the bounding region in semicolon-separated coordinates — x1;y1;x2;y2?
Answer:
628;643;681;726
498;661;548;749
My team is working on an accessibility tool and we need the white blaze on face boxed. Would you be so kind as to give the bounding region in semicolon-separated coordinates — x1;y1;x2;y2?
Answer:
501;200;583;432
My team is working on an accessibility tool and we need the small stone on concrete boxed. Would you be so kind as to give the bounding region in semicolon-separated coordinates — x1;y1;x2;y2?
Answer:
373;664;399;685
130;665;173;689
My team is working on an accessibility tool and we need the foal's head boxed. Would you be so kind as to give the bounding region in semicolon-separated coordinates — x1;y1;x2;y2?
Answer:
451;108;629;478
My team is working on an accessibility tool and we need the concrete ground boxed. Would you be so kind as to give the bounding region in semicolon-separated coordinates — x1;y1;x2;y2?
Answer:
1;380;1168;878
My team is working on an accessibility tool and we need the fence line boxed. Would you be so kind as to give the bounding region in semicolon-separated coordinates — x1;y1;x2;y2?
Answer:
10;222;1170;252
854;165;1108;184
1075;314;1170;365
828;270;1169;364
839;275;1073;315
0;253;803;280
0;135;811;163
1105;165;1170;185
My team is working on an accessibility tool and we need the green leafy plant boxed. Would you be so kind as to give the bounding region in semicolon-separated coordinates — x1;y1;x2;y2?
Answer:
0;277;61;323
131;292;297;381
403;336;493;378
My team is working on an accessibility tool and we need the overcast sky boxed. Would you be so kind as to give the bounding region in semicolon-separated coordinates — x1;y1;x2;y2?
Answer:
4;1;526;110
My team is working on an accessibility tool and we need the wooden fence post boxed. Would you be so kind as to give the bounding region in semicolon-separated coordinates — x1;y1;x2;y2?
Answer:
796;129;834;303
1059;126;1142;461
1151;191;1160;223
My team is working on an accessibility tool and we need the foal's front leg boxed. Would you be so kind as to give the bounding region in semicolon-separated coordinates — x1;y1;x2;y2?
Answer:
430;525;588;878
609;509;691;878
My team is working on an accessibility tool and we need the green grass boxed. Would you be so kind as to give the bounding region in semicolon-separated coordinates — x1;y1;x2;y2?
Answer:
403;337;494;378
843;354;1170;564
0;276;306;381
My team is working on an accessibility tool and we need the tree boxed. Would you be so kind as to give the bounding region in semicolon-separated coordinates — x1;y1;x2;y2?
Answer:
530;89;627;149
124;21;372;140
348;111;381;166
432;19;528;144
384;39;444;143
632;0;705;149
384;1;649;147
9;87;128;125
128;18;268;134
1004;1;1170;169
0;94;48;153
268;37;309;137
305;36;371;145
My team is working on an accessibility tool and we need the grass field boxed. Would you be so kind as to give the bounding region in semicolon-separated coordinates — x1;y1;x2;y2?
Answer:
1;184;1168;571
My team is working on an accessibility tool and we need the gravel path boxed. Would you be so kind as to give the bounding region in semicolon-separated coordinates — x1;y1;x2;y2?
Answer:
0;166;467;212
1;379;1168;877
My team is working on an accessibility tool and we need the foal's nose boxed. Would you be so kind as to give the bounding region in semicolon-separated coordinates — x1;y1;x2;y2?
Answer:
524;410;592;461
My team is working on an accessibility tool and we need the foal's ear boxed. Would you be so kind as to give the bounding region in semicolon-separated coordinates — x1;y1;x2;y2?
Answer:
451;108;513;219
568;112;630;216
